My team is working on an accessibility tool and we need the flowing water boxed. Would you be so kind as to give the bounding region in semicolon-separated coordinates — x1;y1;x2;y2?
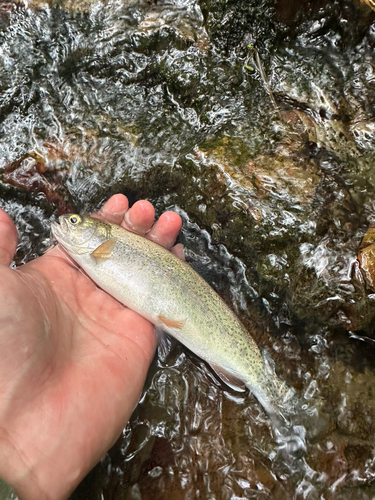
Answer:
1;0;375;498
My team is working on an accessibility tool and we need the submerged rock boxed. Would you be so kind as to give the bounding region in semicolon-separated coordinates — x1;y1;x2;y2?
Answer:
358;227;375;290
28;0;137;13
362;0;375;11
2;153;73;214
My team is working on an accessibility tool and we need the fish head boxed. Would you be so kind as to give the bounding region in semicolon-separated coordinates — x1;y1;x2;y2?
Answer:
51;214;111;255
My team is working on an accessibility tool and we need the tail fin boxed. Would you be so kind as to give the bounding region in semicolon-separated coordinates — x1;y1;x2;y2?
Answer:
243;348;299;430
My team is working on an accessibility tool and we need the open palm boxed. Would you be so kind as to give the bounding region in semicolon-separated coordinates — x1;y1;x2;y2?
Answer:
0;194;183;500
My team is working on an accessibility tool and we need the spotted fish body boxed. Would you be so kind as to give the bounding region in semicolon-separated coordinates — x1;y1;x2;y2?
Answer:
52;214;288;415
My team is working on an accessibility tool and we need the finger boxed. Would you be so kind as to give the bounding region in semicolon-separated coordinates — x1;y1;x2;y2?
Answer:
94;194;129;225
123;200;155;235
147;211;182;249
171;243;185;260
0;209;18;266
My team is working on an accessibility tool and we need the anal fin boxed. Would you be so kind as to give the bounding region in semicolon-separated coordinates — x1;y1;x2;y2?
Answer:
209;363;246;393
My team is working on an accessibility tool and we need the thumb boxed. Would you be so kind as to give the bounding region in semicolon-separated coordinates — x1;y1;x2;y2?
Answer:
0;209;18;267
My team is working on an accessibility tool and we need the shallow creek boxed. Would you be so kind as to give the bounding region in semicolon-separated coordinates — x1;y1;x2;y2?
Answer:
1;0;375;498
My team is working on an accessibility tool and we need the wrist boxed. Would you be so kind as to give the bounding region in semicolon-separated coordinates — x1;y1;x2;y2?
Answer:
0;476;15;498
0;435;73;500
0;438;42;500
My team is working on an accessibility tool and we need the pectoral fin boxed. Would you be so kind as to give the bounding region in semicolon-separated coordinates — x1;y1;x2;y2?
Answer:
90;237;118;264
158;315;186;330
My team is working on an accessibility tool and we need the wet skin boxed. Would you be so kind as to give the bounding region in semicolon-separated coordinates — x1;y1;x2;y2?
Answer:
0;194;183;500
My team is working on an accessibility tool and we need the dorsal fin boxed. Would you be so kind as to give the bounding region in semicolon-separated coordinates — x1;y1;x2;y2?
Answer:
90;237;118;264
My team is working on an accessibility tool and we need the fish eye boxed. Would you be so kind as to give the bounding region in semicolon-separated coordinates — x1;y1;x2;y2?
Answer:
69;215;81;225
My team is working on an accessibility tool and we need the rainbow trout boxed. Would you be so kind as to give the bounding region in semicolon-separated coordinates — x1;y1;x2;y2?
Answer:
52;214;289;415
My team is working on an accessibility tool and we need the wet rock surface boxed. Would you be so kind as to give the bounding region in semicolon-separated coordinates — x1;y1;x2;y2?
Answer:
1;0;375;498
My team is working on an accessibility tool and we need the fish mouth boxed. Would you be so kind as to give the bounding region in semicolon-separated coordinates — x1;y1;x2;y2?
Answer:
51;220;64;242
51;215;98;254
51;216;69;240
51;217;77;252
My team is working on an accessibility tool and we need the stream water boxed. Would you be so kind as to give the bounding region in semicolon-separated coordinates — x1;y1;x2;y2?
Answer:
1;0;375;498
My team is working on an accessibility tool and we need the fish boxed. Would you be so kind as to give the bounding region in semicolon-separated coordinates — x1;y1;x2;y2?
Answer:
51;213;290;415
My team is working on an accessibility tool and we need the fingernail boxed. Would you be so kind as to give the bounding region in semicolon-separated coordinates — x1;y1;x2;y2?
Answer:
124;210;133;228
124;210;145;234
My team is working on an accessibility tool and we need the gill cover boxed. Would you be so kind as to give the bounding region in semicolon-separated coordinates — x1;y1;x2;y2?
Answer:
52;214;112;255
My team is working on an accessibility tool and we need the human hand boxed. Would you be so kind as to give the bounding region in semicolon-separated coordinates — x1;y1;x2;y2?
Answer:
0;194;183;500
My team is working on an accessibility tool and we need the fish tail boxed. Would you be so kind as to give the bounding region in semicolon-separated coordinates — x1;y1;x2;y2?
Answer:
249;349;297;422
